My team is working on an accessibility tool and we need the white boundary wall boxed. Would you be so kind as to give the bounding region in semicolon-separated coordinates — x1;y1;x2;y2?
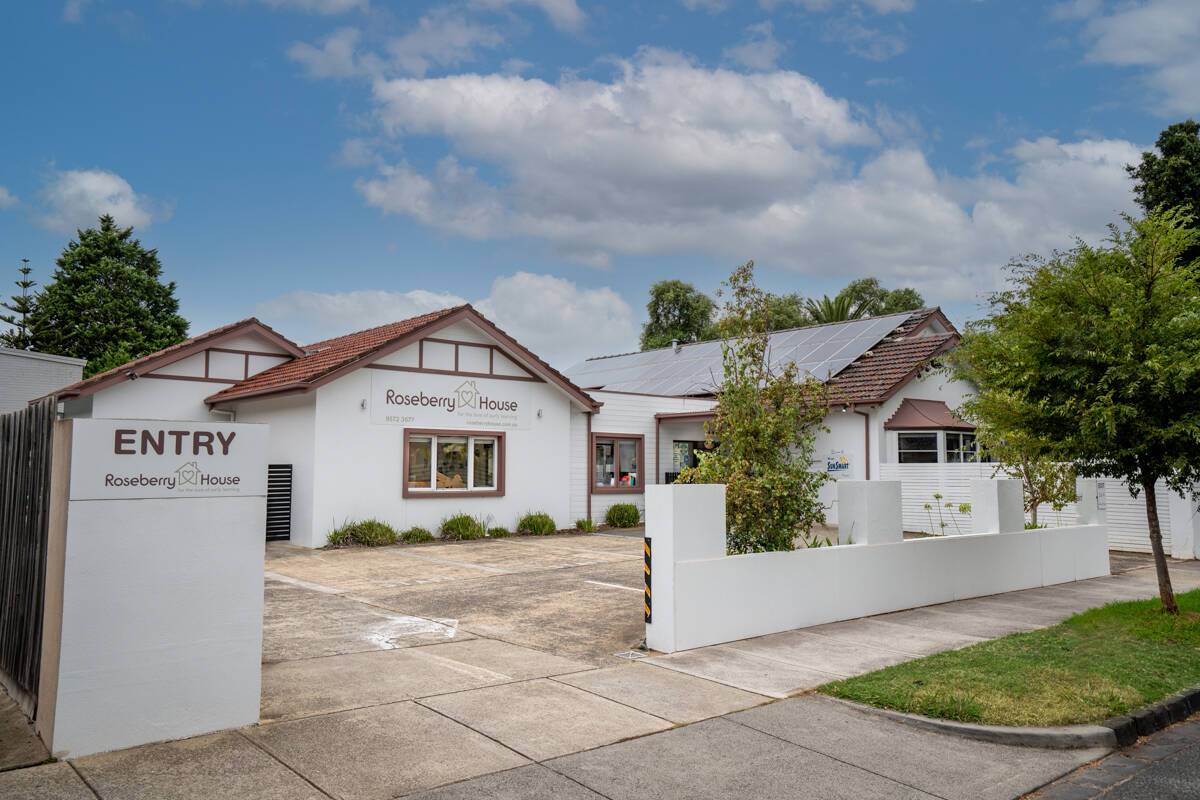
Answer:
645;479;1110;654
37;419;268;758
879;463;1198;559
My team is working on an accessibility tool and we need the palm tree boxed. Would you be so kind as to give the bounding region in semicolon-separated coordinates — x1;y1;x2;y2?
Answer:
804;294;867;324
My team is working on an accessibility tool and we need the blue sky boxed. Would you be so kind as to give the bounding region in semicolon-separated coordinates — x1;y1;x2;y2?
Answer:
2;0;1196;367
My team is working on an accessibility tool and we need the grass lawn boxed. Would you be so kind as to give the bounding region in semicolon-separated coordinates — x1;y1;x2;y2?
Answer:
819;588;1200;727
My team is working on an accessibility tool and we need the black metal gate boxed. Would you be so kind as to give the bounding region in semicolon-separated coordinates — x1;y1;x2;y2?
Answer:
265;464;293;541
0;398;56;714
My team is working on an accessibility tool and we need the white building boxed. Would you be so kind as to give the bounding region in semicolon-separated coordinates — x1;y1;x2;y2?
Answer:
47;305;974;548
0;347;85;413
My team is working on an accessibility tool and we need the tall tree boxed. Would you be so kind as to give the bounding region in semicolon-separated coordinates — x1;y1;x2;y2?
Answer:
763;292;809;331
679;261;829;552
804;293;868;324
0;259;37;350
27;215;188;376
837;277;924;316
953;209;1200;614
640;279;717;350
1127;120;1200;263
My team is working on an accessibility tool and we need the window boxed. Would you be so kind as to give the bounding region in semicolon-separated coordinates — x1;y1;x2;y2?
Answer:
404;430;505;497
592;434;644;493
945;432;979;463
897;432;938;464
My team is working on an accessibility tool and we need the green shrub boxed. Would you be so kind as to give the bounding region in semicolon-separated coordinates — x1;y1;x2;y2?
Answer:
487;526;512;538
440;513;487;540
575;518;596;533
604;503;641;528
326;519;399;547
401;526;434;544
516;511;557;535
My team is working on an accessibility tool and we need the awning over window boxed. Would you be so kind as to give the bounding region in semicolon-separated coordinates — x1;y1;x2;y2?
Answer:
884;398;975;431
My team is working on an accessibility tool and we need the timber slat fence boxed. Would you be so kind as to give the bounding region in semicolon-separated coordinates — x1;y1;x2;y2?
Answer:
0;397;55;714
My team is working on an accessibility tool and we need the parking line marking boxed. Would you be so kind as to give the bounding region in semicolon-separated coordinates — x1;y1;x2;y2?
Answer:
584;580;643;593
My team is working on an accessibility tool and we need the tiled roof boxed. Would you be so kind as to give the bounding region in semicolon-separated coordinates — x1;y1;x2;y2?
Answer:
827;314;959;405
206;304;600;410
52;317;300;399
206;307;464;402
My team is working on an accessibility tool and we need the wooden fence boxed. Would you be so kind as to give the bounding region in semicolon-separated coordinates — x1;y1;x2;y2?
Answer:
0;398;56;715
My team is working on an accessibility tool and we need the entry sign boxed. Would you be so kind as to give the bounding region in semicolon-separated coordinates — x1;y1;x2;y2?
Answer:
69;419;268;500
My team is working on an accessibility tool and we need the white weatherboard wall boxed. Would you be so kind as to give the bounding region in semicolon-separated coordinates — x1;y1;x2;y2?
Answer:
645;479;1110;654
879;463;1195;558
37;419;267;758
0;348;85;413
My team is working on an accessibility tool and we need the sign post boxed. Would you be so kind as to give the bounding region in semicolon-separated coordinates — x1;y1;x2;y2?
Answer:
36;419;268;758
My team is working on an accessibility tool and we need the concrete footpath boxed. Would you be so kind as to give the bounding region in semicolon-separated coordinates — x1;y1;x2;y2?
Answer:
1;550;1197;800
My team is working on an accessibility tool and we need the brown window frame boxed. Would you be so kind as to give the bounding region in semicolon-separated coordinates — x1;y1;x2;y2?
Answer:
590;433;645;494
402;428;506;499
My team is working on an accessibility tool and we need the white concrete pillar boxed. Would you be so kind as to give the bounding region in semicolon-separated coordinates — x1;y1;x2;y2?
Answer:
971;479;1024;534
644;484;726;654
1166;485;1199;560
837;480;902;545
1074;477;1108;527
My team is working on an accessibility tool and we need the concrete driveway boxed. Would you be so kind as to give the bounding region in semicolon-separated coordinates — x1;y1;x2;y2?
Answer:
4;543;1199;799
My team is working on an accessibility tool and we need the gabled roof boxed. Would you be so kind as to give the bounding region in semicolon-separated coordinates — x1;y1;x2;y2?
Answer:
826;308;959;405
206;305;601;411
50;318;304;401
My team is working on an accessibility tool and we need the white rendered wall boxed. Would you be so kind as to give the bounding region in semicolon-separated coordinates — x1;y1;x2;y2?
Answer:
38;420;267;757
873;368;976;470
234;393;316;546
645;481;1111;654
89;375;223;421
307;368;574;543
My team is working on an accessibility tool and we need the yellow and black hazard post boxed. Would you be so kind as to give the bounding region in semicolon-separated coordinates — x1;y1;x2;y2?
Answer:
643;536;651;624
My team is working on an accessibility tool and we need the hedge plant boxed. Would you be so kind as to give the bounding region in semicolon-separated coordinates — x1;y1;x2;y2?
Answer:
327;519;399;547
516;512;557;535
440;514;487;540
488;526;512;538
575;518;596;533
604;503;641;528
401;526;434;544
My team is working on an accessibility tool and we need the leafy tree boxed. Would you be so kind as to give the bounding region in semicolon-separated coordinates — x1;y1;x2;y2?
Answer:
1127;120;1200;264
640;279;717;350
0;259;37;349
837;277;924;316
26;215;188;376
678;261;830;553
763;292;809;330
953;209;1200;614
804;293;867;324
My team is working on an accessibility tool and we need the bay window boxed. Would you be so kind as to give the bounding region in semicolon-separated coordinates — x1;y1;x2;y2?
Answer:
592;434;644;493
945;431;980;463
897;432;939;464
403;430;505;497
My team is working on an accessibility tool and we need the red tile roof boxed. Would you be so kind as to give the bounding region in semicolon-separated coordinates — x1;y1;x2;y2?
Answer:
51;317;302;400
206;305;600;410
827;308;959;405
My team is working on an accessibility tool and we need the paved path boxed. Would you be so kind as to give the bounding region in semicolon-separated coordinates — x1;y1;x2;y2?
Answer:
1030;712;1200;799
1;544;1198;800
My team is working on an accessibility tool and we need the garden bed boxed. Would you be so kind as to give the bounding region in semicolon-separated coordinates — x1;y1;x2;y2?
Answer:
819;589;1200;727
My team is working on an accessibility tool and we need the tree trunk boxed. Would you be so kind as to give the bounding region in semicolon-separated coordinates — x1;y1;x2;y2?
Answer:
1142;477;1179;614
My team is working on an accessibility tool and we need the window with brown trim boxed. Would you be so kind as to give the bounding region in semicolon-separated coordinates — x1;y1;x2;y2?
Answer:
591;434;644;493
403;429;506;498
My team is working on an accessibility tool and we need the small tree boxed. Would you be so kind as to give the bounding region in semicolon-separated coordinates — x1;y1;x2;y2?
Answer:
678;261;830;553
640;279;717;350
954;209;1200;613
0;259;37;350
27;215;188;375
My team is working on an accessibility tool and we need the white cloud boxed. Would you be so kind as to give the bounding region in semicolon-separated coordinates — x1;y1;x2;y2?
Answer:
0;187;17;209
288;27;363;78
1071;0;1200;114
682;0;731;11
348;50;1140;303
256;272;635;366
38;169;165;234
62;0;91;23
763;0;915;14
472;0;586;32
824;17;908;61
723;21;786;71
258;0;367;14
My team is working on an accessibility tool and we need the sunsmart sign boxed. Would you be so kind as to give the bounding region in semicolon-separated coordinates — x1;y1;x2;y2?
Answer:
371;371;533;430
69;419;268;500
